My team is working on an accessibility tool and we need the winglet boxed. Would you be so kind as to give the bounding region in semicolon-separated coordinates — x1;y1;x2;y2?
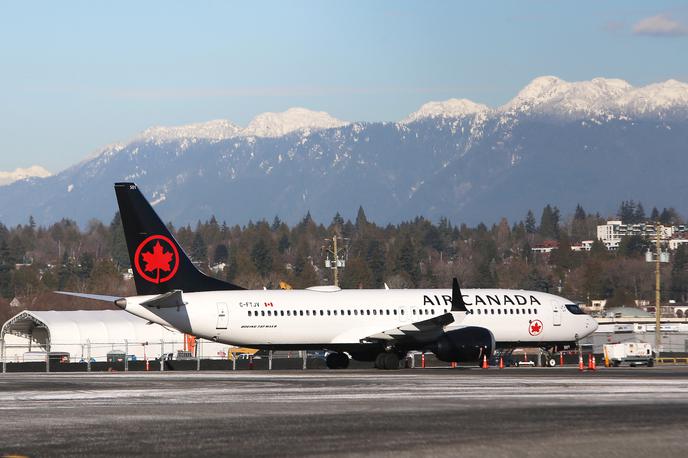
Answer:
451;278;467;312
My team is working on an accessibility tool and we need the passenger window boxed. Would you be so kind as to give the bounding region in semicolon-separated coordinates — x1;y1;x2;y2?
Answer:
299;310;303;316
393;310;398;315
528;308;531;314
522;308;526;314
515;309;519;315
490;309;494;315
477;309;481;315
497;309;501;315
347;310;351;316
401;309;405;315
248;310;252;317
327;310;331;316
444;309;447;314
373;310;377;315
534;308;538;314
261;311;265;316
354;310;358;315
305;310;309;316
413;309;416;315
320;310;324;316
341;310;345;315
366;310;371;315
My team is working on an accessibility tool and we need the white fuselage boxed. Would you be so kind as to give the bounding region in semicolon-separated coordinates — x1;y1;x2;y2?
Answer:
120;287;597;350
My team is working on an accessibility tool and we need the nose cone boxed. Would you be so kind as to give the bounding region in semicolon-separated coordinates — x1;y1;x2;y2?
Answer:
580;316;598;338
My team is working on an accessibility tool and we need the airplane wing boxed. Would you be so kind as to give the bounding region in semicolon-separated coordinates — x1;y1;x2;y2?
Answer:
361;312;454;344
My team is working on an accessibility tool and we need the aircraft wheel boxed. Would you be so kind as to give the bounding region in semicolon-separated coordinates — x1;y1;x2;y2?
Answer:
337;353;350;369
384;353;400;370
374;353;386;369
326;352;346;369
547;358;556;367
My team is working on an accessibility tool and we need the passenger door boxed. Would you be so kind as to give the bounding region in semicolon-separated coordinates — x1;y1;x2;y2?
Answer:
216;302;229;329
552;302;561;326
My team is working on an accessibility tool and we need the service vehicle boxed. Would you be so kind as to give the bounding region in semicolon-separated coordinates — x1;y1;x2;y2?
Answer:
603;342;654;367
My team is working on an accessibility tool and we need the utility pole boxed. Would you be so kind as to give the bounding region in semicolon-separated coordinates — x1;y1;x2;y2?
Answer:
647;223;669;356
324;234;348;287
655;223;662;357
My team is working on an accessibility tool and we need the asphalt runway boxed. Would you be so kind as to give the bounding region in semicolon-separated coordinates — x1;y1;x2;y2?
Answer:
1;367;688;457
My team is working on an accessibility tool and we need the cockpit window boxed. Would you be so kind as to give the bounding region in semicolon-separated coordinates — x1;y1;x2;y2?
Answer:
565;304;585;315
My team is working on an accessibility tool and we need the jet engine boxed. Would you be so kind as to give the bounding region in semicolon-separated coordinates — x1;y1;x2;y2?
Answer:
432;327;495;363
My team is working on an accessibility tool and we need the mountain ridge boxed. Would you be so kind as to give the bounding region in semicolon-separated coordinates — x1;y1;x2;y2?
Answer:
1;75;687;227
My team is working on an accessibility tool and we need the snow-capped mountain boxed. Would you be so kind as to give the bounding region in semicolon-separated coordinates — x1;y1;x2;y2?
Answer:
0;165;52;186
401;98;490;124
135;119;242;144
1;76;687;227
130;108;348;145
243;107;348;137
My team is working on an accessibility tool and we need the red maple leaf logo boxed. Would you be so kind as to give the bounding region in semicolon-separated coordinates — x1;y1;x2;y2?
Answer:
531;322;541;333
134;235;179;284
141;241;174;283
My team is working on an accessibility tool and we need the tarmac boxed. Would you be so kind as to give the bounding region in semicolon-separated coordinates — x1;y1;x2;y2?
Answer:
1;367;688;457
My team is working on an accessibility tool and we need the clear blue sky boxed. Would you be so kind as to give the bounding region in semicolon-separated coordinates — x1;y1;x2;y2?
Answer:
1;0;687;173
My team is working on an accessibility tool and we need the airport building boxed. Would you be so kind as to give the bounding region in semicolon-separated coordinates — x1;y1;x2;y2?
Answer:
0;310;232;363
596;220;688;251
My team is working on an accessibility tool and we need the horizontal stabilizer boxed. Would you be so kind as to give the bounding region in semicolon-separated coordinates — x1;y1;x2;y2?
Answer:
140;289;186;309
54;291;123;303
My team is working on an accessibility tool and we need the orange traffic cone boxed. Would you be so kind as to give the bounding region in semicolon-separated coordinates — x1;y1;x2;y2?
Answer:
499;356;504;369
588;354;593;370
591;355;597;371
482;354;489;369
145;359;149;371
559;353;564;366
578;354;584;371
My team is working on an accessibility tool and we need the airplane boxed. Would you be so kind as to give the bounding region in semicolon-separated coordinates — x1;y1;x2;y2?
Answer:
58;182;598;369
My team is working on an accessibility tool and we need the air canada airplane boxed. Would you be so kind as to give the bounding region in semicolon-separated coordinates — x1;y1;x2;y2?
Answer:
59;183;598;369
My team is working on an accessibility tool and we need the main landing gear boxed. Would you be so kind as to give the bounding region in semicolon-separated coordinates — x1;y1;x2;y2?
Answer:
325;352;350;369
374;352;400;370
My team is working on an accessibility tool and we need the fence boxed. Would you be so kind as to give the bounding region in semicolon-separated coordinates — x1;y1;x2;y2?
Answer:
0;338;325;373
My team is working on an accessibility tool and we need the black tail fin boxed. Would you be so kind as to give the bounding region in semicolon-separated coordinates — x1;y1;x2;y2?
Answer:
114;182;244;295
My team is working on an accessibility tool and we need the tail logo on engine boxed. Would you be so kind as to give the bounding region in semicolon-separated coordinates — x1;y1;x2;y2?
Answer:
134;235;180;284
529;319;543;336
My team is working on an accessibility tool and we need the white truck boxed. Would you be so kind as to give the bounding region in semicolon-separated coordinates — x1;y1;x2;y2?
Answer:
603;342;654;367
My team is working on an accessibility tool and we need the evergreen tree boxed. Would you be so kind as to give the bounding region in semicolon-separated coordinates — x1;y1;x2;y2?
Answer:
212;243;229;264
250;239;273;277
355;206;368;229
395;237;420;286
191;232;208;262
539;205;559;239
525;210;537;234
365;240;386;286
574;204;586;221
277;233;290;254
109;212;130;269
650;207;660;221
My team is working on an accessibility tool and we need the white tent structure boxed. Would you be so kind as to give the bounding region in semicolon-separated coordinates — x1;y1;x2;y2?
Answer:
1;310;232;362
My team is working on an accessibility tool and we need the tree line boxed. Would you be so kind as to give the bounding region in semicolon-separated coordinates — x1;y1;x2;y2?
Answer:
1;202;687;323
